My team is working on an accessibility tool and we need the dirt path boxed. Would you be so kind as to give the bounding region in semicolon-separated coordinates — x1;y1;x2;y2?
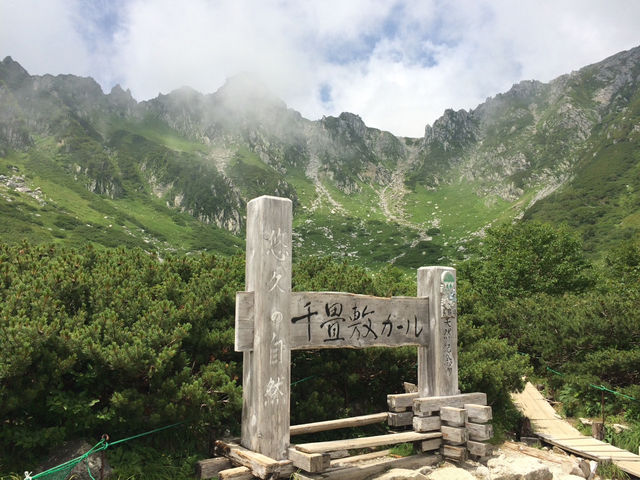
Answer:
377;165;431;248
306;155;346;215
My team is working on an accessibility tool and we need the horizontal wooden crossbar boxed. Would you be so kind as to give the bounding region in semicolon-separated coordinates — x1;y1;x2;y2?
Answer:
293;452;441;480
294;431;442;454
291;412;389;436
413;392;487;415
214;440;294;478
236;291;430;351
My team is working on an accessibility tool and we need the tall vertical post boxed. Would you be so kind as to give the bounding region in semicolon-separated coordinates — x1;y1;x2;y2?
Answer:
241;196;292;460
417;266;458;397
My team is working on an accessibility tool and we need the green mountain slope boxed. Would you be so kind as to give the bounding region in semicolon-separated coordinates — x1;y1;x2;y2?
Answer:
1;46;639;264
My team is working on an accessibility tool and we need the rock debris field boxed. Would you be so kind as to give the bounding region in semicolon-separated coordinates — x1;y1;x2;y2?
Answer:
368;442;600;480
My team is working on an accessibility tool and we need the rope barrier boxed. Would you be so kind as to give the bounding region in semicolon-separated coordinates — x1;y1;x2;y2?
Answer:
26;421;187;480
291;375;315;386
546;366;638;402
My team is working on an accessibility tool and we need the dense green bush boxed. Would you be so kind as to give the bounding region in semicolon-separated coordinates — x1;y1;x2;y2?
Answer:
290;256;529;435
459;223;640;423
1;244;532;476
0;243;243;471
8;226;638;473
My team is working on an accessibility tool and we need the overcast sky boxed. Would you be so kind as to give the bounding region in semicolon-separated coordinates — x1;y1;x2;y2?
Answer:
1;0;639;137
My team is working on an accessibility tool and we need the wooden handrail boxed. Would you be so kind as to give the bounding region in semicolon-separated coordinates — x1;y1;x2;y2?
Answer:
290;412;389;436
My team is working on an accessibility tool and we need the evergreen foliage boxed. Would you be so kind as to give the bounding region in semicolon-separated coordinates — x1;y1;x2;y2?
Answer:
459;222;640;426
1;244;531;476
0;243;243;471
2;222;640;476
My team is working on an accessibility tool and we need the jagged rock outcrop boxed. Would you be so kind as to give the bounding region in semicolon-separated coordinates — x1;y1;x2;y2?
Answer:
0;45;638;255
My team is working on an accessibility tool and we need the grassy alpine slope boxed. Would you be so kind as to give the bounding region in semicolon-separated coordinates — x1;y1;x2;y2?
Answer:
2;47;640;264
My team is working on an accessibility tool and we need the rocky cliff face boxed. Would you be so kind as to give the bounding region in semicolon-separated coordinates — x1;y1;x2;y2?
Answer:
1;45;639;259
413;46;640;204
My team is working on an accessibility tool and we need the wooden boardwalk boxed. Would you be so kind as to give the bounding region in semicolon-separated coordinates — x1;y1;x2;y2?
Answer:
512;382;640;477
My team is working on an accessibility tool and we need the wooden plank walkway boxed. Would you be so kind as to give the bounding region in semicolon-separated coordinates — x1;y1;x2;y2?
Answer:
512;382;640;477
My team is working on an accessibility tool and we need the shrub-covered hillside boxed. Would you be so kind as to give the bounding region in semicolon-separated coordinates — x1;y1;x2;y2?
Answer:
2;222;640;477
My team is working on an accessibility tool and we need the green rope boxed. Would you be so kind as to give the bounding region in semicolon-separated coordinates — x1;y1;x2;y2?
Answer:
27;439;107;480
290;375;315;386
107;421;187;447
546;366;638;401
26;421;186;480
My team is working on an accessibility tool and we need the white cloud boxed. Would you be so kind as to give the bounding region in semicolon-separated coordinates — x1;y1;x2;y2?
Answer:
0;0;93;78
1;0;639;137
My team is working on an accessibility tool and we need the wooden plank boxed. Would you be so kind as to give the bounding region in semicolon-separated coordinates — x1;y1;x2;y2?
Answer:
440;406;467;426
196;457;232;479
421;438;442;452
331;450;391;466
387;392;418;412
467;440;492;457
464;404;492;423
291;412;388;436
216;440;292;479
466;422;493;441
236;292;430;351
388;411;413;427
295;431;442;454
417;267;458;396
417;269;433;397
404;382;418;393
288;448;330;473
413;415;441;432
512;382;640;478
240;195;292;460
234;292;254;351
441;425;468;445
293;453;441;480
441;445;467;462
413;393;487;416
218;466;253;480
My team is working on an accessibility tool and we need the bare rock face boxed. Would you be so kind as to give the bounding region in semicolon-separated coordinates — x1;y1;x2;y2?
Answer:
35;439;112;480
426;465;476;480
371;468;429;480
487;453;553;480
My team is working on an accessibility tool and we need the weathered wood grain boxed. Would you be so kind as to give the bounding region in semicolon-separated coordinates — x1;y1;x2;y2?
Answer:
294;431;441;454
441;445;467;462
413;392;487;416
464;404;492;423
417;267;458;396
240;196;292;460
234;292;254;351
466;422;493;441
293;453;441;480
387;392;419;412
412;415;441;432
441;425;468;445
195;457;232;479
217;466;253;480
215;440;295;479
420;438;442;452
290;413;388;436
467;440;492;457
288;448;331;473
440;406;468;426
236;292;430;351
388;411;413;427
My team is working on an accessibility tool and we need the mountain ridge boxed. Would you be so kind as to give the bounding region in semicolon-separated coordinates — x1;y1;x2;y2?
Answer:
1;46;639;265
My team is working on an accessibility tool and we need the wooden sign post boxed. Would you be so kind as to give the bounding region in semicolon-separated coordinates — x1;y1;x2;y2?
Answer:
235;195;461;466
241;196;292;460
418;266;458;397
